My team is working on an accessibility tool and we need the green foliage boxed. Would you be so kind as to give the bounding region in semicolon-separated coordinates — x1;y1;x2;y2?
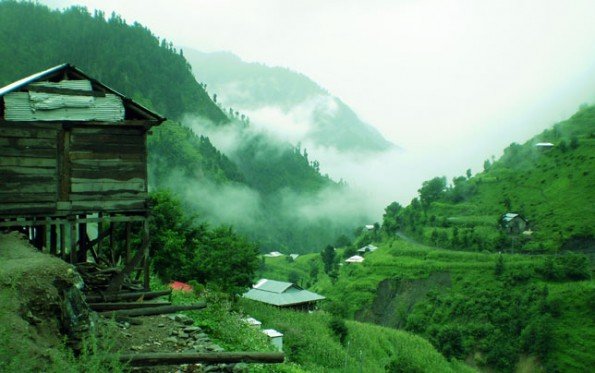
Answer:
241;300;471;372
321;245;336;274
149;190;259;294
536;254;591;281
0;322;124;373
383;104;595;254
494;255;505;276
418;176;447;209
0;1;226;122
328;317;349;345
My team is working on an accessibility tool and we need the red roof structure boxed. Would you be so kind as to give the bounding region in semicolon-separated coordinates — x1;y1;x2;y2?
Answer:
169;281;193;292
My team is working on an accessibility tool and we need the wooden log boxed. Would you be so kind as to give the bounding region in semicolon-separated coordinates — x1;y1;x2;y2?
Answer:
119;352;285;366
84;290;171;303
106;234;149;292
100;303;206;318
89;301;171;311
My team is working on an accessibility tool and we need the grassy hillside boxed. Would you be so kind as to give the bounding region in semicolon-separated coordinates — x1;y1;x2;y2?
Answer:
259;239;594;372
384;104;595;253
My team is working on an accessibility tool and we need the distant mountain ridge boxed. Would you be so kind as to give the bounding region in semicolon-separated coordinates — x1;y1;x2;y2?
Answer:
184;49;396;153
0;1;369;252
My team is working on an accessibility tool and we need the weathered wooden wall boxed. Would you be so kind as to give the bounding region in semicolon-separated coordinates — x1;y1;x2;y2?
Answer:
0;123;59;215
0;122;149;217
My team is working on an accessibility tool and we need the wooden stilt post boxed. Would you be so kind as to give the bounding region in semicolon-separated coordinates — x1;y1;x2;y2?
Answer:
50;222;57;256
143;218;150;291
69;219;77;264
79;214;87;262
44;218;51;253
60;223;66;260
97;212;104;261
125;222;131;264
109;219;116;265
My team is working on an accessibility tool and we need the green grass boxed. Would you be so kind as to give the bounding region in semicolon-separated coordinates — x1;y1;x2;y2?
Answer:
259;238;594;372
241;300;475;373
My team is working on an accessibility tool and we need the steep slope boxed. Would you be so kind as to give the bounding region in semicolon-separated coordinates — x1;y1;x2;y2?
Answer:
383;104;595;253
0;2;226;123
259;241;594;372
0;1;366;251
184;49;395;152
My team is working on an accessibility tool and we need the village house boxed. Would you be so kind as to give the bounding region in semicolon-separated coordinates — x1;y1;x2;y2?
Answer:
345;255;365;264
357;244;378;255
243;279;325;310
0;64;165;291
500;213;528;234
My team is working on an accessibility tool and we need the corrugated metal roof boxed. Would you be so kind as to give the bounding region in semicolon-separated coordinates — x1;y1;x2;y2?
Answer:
243;287;326;306
0;64;68;97
244;278;325;306
0;63;165;123
4;92;124;122
253;279;294;294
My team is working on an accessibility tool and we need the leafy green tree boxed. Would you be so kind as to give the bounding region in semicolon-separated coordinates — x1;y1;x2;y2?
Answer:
321;245;336;274
418;177;447;209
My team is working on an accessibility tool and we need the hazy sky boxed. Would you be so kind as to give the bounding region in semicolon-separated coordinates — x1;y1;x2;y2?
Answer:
41;0;595;202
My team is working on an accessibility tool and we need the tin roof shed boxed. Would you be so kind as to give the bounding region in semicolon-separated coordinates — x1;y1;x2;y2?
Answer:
243;279;325;307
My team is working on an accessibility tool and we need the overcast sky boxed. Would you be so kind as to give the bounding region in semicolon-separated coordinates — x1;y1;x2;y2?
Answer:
41;0;595;202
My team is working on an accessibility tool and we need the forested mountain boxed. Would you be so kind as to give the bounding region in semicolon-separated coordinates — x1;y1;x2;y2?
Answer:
0;1;366;251
382;104;595;253
184;49;396;152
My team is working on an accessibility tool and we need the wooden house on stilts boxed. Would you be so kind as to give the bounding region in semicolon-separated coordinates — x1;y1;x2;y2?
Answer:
0;64;165;291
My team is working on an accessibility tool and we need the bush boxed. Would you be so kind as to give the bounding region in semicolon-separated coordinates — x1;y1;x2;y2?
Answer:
329;317;349;345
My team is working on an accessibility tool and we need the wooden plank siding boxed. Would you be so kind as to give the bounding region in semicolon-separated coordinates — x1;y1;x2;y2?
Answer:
0;123;149;216
68;127;147;208
0;126;58;212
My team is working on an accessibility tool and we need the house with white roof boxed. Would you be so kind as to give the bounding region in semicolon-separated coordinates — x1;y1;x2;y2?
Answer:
345;255;365;264
243;279;325;310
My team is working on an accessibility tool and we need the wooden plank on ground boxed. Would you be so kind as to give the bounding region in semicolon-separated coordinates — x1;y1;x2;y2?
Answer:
119;352;285;366
100;303;206;318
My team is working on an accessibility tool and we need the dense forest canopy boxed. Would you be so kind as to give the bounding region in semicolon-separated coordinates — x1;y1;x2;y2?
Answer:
0;1;366;252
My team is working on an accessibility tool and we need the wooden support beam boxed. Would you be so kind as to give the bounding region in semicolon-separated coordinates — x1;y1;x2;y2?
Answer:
125;222;131;264
109;222;115;265
89;301;171;311
119;352;285;366
78;214;88;262
60;224;66;260
106;229;148;292
69;220;76;263
100;303;206;318
143;219;150;290
50;223;57;255
84;290;171;303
